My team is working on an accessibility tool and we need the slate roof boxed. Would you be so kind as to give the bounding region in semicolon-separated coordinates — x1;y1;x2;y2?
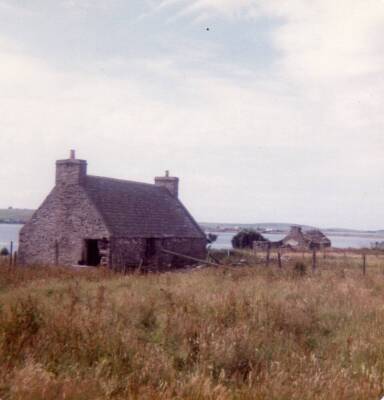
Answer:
283;227;331;247
305;229;331;245
84;175;206;239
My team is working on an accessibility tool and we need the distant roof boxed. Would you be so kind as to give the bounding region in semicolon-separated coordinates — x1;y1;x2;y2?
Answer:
284;227;331;246
305;229;331;244
85;175;205;239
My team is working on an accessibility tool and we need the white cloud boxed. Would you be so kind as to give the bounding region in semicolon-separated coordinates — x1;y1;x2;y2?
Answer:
0;0;384;228
158;0;259;19
259;0;384;80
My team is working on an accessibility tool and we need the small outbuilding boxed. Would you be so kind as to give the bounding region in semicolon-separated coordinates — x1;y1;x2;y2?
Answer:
18;151;207;270
282;226;331;250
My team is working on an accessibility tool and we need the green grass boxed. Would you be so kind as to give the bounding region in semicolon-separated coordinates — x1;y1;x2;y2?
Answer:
1;253;384;399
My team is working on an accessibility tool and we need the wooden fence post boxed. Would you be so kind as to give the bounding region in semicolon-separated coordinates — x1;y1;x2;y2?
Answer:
362;253;366;275
13;251;17;266
54;240;59;266
277;251;282;269
9;241;13;267
312;249;317;271
266;244;271;267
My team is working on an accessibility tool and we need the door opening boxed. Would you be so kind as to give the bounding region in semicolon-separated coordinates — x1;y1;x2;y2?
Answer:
84;239;101;266
145;238;156;258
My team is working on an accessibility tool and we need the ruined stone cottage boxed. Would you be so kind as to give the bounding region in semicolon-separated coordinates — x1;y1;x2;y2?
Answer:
18;151;207;270
282;226;331;250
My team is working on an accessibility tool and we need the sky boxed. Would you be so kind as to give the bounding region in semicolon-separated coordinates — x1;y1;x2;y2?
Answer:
0;0;384;230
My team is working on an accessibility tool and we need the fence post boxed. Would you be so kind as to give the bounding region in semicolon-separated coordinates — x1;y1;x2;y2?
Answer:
54;240;59;266
312;249;317;271
9;241;13;267
13;251;17;266
277;250;282;269
362;253;366;275
266;244;271;267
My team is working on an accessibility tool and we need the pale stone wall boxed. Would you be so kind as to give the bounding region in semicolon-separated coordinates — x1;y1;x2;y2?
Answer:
56;159;87;186
18;185;109;266
154;175;179;198
19;157;207;269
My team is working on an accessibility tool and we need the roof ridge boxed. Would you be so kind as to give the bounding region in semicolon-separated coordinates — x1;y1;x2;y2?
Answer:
87;175;158;188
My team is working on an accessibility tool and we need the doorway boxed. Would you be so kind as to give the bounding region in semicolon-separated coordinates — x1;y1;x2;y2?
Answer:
84;239;101;266
145;238;156;258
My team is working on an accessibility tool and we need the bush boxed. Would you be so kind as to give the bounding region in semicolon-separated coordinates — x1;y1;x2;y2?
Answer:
231;229;268;249
207;233;218;244
0;247;9;256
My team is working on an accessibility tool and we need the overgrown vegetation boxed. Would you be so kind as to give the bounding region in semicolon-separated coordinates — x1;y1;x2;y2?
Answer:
0;247;9;256
231;229;267;249
1;252;384;399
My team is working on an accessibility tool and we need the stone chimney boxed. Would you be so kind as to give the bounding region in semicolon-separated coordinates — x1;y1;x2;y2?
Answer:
154;170;179;197
56;150;87;186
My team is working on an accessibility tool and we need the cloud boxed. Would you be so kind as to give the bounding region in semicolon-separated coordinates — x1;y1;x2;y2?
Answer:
0;0;384;228
258;0;384;80
157;0;259;20
0;34;324;219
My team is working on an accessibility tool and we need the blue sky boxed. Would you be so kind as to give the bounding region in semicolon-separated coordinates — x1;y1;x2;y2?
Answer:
0;0;384;229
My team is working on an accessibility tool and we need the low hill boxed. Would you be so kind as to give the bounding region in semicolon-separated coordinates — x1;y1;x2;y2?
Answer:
0;208;34;224
200;222;384;236
200;222;317;232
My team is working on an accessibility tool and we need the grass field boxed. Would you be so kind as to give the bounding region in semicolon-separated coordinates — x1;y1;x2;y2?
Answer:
1;252;384;399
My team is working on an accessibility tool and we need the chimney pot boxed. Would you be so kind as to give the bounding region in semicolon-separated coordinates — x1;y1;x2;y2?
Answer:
70;149;76;160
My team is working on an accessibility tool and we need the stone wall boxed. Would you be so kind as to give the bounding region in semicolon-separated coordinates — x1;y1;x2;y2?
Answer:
110;238;145;270
56;159;87;186
154;175;179;198
110;237;207;271
162;237;207;267
18;185;109;266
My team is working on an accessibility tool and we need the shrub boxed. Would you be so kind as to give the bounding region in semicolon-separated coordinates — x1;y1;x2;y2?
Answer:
207;233;218;244
231;229;268;249
0;247;9;256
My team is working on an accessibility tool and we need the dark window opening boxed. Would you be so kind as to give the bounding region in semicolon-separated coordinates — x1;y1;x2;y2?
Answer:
145;238;157;258
84;239;101;266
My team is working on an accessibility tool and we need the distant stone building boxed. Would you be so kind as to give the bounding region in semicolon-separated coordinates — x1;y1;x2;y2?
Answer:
19;151;207;270
282;226;331;250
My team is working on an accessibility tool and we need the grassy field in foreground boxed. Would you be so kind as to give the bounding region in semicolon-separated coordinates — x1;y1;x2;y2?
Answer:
1;253;384;399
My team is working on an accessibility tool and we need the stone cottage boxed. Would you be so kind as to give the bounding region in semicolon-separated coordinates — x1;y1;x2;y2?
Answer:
282;226;331;250
18;151;207;270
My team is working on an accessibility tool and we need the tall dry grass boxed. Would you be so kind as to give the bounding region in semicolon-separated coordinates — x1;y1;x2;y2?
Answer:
1;252;384;399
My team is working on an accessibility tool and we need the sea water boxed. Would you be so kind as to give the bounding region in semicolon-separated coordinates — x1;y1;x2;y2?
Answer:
1;224;384;251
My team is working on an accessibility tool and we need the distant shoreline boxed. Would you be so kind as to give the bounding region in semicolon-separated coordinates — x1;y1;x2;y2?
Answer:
0;210;383;237
0;208;34;225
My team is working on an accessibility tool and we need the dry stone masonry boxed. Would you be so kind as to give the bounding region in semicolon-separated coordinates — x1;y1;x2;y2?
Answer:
19;151;207;270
